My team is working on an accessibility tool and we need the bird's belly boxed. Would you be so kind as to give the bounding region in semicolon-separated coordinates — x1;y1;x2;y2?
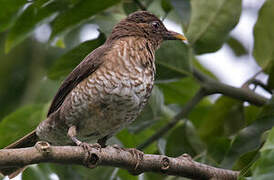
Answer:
65;72;154;142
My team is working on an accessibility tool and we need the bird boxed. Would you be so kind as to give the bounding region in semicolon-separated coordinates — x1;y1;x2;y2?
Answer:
0;11;186;178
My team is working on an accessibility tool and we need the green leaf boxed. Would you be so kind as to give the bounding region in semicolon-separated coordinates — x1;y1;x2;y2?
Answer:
267;62;274;89
186;0;242;54
198;96;244;140
251;127;274;180
49;164;83;180
117;128;158;154
0;39;36;120
5;2;61;53
0;0;26;32
33;0;52;8
188;99;213;129
117;104;168;154
117;169;138;180
22;164;52;180
260;128;274;152
166;121;203;157
123;0;138;15
244;105;261;125
166;123;195;157
92;12;125;36
51;164;114;180
206;137;231;164
158;77;199;105
155;41;191;80
161;0;173;14
47;33;106;80
50;0;121;40
253;0;274;69
144;172;166;180
0;104;46;148
55;38;66;48
227;37;248;56
233;150;258;174
147;0;165;18
221;97;274;169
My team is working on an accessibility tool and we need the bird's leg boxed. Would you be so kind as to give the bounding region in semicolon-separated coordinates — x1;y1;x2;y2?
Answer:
67;126;101;151
67;125;81;145
97;135;108;148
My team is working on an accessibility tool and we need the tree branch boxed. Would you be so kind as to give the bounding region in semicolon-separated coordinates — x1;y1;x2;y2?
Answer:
193;68;268;106
138;88;206;150
242;69;263;89
243;78;272;95
0;141;239;180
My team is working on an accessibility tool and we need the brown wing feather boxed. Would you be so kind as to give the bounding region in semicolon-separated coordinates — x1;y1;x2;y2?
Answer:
47;44;109;117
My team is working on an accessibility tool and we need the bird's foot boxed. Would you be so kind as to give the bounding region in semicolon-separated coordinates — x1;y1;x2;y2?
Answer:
112;145;144;172
79;142;101;168
112;145;143;170
112;144;125;151
79;142;102;152
126;148;144;170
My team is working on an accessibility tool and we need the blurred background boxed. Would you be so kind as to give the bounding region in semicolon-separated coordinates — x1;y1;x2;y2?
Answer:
1;0;274;179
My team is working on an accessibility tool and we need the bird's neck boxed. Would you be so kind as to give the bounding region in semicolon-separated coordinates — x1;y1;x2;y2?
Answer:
111;37;156;72
101;37;156;80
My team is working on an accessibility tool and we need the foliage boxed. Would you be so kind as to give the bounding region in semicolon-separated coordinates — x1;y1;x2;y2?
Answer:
0;0;273;179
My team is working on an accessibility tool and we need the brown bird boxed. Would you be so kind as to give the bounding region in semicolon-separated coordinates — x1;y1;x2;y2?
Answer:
0;11;186;178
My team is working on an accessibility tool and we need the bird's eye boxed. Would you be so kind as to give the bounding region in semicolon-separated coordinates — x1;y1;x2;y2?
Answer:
151;21;160;29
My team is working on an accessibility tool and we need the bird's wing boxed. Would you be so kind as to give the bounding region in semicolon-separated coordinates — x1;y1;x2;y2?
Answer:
47;44;109;117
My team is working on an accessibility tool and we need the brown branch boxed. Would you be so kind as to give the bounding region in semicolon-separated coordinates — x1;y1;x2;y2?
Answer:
0;141;239;180
193;68;268;106
242;69;263;88
138;88;206;150
243;77;272;95
251;79;272;94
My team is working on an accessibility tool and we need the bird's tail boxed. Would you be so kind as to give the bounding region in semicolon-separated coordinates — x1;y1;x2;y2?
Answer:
0;130;38;179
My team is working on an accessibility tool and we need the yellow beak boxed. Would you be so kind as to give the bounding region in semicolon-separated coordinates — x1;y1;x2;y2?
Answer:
164;30;187;41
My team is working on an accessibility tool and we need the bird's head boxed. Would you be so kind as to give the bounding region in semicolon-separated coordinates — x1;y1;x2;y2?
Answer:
108;11;187;48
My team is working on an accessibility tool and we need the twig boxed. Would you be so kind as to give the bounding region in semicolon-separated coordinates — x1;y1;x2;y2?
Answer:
241;69;272;94
0;141;239;180
250;79;272;94
137;88;206;150
241;70;272;94
133;0;146;10
193;68;268;106
242;69;263;88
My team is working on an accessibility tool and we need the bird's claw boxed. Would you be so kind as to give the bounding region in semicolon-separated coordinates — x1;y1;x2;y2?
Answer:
79;142;102;152
112;145;143;169
113;144;125;151
127;148;144;170
79;142;102;168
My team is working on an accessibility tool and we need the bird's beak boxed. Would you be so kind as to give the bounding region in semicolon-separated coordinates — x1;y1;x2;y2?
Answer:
164;30;187;41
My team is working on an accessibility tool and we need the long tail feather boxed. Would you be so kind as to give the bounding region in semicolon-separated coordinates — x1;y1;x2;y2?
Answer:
0;130;38;179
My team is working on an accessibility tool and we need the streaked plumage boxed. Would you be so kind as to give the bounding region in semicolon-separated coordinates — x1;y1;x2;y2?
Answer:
37;36;156;145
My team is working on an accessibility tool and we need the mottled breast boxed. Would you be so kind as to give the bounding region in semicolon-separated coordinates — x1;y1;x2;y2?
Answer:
60;37;156;143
